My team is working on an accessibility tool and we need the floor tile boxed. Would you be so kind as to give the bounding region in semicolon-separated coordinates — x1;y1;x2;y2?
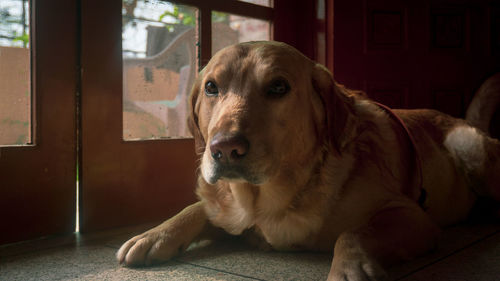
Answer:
388;222;500;280
399;231;500;281
0;223;155;259
2;220;499;281
76;263;257;281
177;239;332;281
0;243;253;281
1;244;119;280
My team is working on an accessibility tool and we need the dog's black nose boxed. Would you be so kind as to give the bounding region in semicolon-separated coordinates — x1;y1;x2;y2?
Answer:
210;134;250;161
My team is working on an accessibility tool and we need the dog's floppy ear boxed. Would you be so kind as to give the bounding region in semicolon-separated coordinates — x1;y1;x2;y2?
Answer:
187;75;206;156
311;64;354;155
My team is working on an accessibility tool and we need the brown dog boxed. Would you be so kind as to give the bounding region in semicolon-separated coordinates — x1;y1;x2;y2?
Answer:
117;41;500;281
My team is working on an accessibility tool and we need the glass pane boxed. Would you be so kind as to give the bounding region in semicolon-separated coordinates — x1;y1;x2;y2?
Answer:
0;0;31;146
212;12;270;56
122;0;197;140
237;0;272;7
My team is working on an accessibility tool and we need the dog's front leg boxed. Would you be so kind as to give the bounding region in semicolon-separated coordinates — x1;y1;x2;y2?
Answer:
327;204;440;281
117;201;214;266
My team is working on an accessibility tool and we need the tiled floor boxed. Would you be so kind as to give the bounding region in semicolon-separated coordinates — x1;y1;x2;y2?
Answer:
1;220;500;281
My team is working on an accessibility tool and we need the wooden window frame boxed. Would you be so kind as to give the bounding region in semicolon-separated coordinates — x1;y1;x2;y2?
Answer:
0;0;77;245
0;0;321;245
80;0;320;233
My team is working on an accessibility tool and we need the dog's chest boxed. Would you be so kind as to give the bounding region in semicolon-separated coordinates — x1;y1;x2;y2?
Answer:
253;211;323;250
205;183;324;250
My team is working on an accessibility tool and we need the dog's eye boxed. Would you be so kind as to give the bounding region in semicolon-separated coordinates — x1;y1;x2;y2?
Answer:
205;81;219;96
267;79;290;97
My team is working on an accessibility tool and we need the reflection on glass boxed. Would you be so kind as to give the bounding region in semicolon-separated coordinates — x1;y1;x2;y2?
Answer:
0;0;31;146
122;0;197;140
212;12;270;56
237;0;272;7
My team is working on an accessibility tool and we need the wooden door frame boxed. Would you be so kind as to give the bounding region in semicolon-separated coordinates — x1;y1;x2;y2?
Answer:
0;0;322;243
0;0;77;245
79;0;319;232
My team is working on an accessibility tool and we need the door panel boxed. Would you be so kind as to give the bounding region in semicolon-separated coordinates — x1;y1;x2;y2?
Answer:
80;0;313;232
0;0;77;244
333;0;500;117
80;0;197;232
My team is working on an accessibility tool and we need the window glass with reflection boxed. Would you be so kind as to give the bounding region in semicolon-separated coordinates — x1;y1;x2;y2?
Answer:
122;0;197;140
0;0;31;146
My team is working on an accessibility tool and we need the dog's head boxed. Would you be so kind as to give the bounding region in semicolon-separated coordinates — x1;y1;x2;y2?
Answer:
188;41;353;185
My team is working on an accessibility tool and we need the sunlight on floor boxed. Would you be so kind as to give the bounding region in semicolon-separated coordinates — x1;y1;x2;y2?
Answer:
75;180;80;233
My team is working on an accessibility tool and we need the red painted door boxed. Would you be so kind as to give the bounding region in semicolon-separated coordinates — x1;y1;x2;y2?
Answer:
332;0;500;119
0;0;77;244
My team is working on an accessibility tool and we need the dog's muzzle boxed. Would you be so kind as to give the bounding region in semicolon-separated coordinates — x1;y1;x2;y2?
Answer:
203;133;262;184
210;133;250;163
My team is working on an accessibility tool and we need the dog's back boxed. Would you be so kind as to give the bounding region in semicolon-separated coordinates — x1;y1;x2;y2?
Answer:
466;73;500;138
391;74;500;226
465;73;500;201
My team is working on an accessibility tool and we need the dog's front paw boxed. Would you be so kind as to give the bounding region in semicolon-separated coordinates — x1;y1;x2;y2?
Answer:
116;226;185;267
328;254;387;281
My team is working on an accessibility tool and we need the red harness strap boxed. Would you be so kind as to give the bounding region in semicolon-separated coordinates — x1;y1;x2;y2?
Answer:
373;102;426;207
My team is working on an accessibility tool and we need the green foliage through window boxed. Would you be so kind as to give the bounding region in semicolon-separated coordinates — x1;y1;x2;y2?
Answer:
0;0;29;48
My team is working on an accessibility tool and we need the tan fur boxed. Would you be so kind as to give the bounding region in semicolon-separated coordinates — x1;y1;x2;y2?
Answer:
117;41;500;281
466;73;500;134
